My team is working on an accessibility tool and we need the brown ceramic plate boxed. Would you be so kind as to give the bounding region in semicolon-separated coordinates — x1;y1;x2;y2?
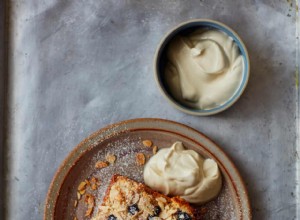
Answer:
44;118;251;220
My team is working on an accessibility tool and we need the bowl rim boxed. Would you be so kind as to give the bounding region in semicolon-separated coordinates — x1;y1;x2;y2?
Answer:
153;19;250;116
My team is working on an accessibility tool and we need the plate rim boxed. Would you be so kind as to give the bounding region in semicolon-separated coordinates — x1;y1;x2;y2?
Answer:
44;118;252;220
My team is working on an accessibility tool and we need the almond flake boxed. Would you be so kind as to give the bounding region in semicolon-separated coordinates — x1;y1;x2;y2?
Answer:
136;153;146;166
77;192;81;200
153;146;158;154
85;207;93;217
79;189;86;195
95;161;109;169
74;200;78;207
87;196;95;208
106;153;116;164
156;197;167;203
142;140;152;147
77;181;87;191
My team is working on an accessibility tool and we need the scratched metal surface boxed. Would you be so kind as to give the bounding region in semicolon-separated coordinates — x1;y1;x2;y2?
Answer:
3;0;299;219
0;0;7;220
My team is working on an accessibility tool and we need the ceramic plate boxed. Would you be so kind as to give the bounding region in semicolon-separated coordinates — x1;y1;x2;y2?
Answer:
44;118;251;220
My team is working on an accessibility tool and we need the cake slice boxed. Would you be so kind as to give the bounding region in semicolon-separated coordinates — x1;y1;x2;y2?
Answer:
92;175;194;220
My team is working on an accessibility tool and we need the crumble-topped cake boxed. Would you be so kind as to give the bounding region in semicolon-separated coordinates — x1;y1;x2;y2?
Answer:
92;175;195;220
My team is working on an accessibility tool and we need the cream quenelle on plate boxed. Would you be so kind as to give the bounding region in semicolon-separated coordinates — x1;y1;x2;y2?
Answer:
165;29;244;110
144;141;222;204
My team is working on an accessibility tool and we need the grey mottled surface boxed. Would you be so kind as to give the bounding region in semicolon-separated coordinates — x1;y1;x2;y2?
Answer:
0;0;7;219
3;0;299;219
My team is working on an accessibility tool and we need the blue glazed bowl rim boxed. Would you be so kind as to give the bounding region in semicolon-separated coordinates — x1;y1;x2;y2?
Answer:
154;19;250;116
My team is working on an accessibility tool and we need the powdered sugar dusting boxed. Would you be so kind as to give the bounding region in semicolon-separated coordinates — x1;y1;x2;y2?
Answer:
199;183;237;220
57;131;243;220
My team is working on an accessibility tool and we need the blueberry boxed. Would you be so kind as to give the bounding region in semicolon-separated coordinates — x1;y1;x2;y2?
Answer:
128;204;139;215
177;210;192;220
153;206;161;216
108;214;117;220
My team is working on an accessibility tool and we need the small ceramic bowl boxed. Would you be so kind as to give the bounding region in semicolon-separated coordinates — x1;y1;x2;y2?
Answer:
154;19;250;116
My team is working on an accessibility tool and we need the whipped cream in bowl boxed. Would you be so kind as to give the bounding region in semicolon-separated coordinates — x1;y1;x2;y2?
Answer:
144;142;222;204
166;29;244;110
154;19;250;116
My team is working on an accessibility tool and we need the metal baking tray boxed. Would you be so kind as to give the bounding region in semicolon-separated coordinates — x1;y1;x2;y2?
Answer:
1;0;299;219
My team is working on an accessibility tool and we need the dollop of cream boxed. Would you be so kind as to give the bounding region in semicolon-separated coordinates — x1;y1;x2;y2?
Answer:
165;29;244;110
144;142;222;204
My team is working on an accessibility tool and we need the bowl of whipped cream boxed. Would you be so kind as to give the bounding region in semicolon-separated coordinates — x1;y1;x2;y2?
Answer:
154;19;250;116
